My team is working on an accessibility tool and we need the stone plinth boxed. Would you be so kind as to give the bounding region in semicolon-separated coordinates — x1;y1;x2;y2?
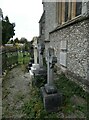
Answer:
32;64;39;68
28;58;34;71
44;84;57;94
40;87;63;112
30;64;40;73
33;67;47;87
34;67;46;76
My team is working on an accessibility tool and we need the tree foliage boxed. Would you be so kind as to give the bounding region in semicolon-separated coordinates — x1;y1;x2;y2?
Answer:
19;37;28;44
2;16;15;45
14;37;19;43
19;37;30;51
10;39;14;44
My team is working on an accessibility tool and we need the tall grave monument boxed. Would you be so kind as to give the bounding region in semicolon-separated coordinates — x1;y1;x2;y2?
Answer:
29;37;39;78
33;42;47;86
30;38;39;73
30;41;47;83
41;48;63;112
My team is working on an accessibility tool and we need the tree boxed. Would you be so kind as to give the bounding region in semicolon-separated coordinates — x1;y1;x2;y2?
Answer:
19;37;30;51
19;37;27;44
2;16;15;45
10;39;14;44
14;37;19;43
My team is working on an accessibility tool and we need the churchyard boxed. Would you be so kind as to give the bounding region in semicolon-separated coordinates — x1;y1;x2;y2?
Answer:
1;1;89;119
1;38;89;119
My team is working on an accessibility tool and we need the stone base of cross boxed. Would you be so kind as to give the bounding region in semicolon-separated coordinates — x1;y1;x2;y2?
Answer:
40;86;63;112
40;48;63;112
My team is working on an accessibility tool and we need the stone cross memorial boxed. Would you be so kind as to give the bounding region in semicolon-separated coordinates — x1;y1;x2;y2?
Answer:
41;48;63;112
49;49;57;83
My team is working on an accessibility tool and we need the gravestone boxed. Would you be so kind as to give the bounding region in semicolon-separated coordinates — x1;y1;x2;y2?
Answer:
33;42;47;86
29;40;39;78
41;48;63;112
29;41;47;83
30;42;45;74
30;43;39;73
31;42;45;73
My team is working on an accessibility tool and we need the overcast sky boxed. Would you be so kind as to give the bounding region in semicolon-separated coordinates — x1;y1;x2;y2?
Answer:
1;0;43;41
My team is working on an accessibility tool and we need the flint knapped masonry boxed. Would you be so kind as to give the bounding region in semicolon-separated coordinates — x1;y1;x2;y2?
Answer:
40;1;89;87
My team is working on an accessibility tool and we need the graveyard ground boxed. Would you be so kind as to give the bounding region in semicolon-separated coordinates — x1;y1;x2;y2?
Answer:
2;65;31;118
2;65;88;119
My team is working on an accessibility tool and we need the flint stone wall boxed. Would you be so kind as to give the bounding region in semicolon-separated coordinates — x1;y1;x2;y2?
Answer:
49;19;89;82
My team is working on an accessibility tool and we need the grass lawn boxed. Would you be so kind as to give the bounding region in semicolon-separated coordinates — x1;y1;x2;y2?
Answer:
18;51;30;64
54;73;88;117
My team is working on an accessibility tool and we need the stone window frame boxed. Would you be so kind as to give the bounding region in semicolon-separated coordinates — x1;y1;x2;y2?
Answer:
56;0;82;25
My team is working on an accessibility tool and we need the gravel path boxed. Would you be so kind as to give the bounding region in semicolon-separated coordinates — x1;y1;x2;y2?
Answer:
2;65;31;119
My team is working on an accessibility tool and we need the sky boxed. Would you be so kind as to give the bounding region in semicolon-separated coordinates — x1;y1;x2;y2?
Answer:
0;0;43;41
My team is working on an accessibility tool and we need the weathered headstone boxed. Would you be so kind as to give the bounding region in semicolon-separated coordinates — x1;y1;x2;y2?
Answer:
32;42;47;86
30;43;39;73
32;42;44;72
29;41;47;83
29;37;39;72
41;48;63;112
31;42;45;74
